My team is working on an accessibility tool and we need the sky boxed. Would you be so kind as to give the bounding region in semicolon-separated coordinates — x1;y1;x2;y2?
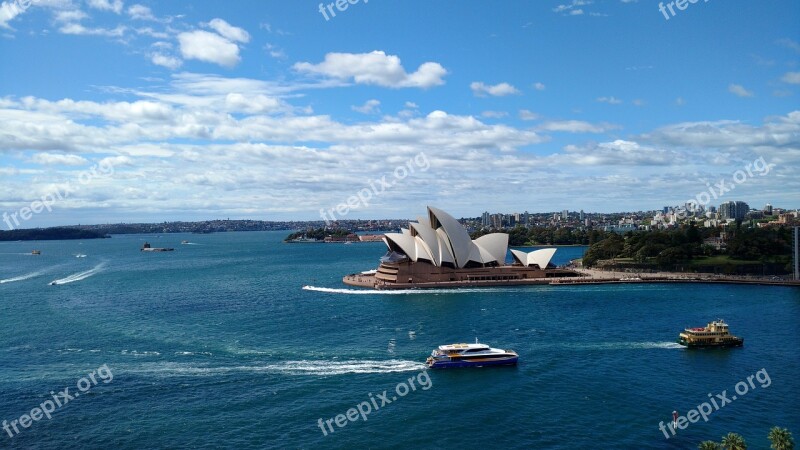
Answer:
0;0;798;227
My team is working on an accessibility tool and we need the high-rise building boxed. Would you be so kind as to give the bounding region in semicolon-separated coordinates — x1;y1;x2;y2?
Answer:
562;209;569;220
719;201;749;221
764;203;773;215
481;211;490;227
579;210;584;221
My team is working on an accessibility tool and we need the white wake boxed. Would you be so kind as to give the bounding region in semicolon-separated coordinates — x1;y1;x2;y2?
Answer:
0;270;44;284
303;285;511;295
126;359;426;377
50;263;105;285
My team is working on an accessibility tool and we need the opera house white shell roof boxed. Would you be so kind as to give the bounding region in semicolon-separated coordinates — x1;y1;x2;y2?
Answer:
382;206;556;270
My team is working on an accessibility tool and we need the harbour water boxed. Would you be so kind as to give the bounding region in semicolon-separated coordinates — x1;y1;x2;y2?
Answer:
1;231;798;449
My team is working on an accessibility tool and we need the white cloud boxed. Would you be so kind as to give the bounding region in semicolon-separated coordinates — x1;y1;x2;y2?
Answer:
87;0;123;14
1;71;796;221
151;52;182;70
30;152;89;166
728;83;754;98
482;110;508;119
519;109;540;121
561;140;678;166
781;72;800;85
470;82;521;97
0;1;28;29
597;96;622;104
776;38;800;53
533;82;546;91
126;4;154;20
553;0;593;15
206;18;249;43
351;99;381;115
293;51;447;89
538;120;620;133
53;9;88;23
178;30;242;68
59;23;126;36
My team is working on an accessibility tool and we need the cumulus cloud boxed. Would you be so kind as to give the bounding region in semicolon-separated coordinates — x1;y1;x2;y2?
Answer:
781;72;800;85
728;83;755;98
206;18;249;43
519;109;540;121
351;99;381;115
151;52;182;70
30;153;89;166
178;30;242;68
470;82;521;97
0;1;27;29
1;72;797;221
126;4;154;20
538;120;620;133
87;0;123;14
596;96;622;104
293;51;447;89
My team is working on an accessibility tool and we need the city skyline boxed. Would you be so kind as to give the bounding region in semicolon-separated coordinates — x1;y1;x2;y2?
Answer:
1;1;799;228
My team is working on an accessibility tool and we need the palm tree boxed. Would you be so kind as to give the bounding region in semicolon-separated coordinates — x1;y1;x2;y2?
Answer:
699;441;722;450
768;427;795;450
722;432;747;450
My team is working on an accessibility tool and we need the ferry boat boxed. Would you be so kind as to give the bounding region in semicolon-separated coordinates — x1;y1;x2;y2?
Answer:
678;319;744;348
31;250;41;255
426;340;518;369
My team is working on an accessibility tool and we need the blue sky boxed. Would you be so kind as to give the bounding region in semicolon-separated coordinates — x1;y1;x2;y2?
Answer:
0;0;798;227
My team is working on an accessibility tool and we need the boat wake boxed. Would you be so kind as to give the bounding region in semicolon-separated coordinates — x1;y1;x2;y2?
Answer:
0;270;45;284
49;263;105;286
127;360;426;377
302;285;511;295
542;341;683;350
267;360;426;375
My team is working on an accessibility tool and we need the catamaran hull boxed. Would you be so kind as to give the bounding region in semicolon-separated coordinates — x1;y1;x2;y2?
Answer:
427;357;518;369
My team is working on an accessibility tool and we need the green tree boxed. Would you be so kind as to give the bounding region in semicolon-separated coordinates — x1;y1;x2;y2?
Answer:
769;427;795;450
699;442;722;450
721;432;747;450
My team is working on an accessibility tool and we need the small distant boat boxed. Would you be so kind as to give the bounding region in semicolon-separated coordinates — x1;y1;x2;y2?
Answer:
75;254;87;258
181;240;190;244
678;319;743;348
141;242;174;252
31;250;41;255
426;339;518;369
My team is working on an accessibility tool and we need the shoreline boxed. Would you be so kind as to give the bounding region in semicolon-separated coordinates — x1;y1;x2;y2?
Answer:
343;269;800;290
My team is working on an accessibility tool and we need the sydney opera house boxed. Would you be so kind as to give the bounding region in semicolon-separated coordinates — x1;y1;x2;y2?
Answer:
343;206;580;289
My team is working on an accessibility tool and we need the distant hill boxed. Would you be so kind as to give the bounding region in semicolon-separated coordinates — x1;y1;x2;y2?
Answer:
0;227;109;241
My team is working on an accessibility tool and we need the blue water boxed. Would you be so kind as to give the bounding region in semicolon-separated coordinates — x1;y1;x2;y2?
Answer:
1;232;798;449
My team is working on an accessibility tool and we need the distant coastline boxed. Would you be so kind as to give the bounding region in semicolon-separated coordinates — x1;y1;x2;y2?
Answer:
0;227;109;241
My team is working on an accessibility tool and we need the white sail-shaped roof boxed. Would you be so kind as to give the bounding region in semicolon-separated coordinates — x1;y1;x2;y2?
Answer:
428;206;474;268
436;228;455;265
409;220;438;263
511;248;557;269
381;206;525;269
474;234;509;265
